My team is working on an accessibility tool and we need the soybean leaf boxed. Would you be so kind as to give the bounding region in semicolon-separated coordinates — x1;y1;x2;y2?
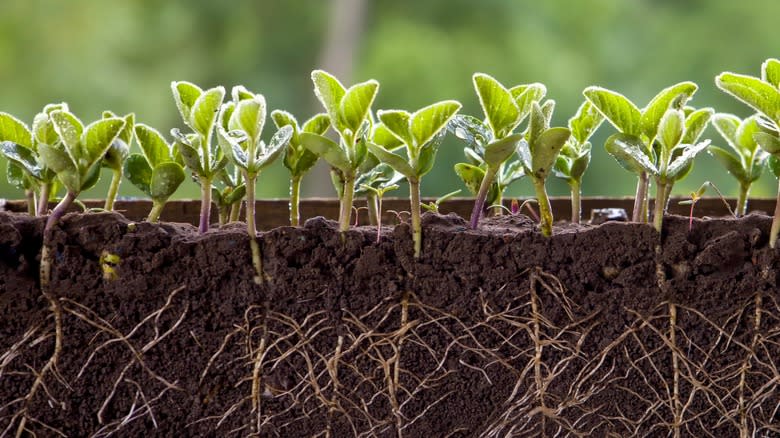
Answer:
473;73;520;138
83;118;125;166
135;124;172;167
526;102;546;147
365;141;414;177
531;127;571;178
300;132;350;172
80;160;103;191
252;125;293;172
415;132;444;176
769;155;780;177
735;116;761;153
667;141;710;180
230;96;265;141
171;81;202;124
583;87;642;136
711;113;741;152
754;132;780;154
32;112;59;146
338;80;379;134
231;85;254;102
762;58;780;88
312;70;346;127
658;109;684;149
104;111;135;145
605;133;658;175
150;161;185;200
271;110;299;137
173;136;204;175
716;72;780;122
0;113;32;147
302;113;330;135
570;149;591;180
50;110;84;156
454;162;486;195
124;153;153;196
38;143;79;191
447;114;491;149
640;82;697;140
410;100;461;148
682;108;713;145
511;83;547;123
190;86;226;137
708;146;747;182
569;101;605;145
224;184;246;204
7;161;29;190
0;141;41;178
372;123;404;149
483;133;523;167
378;110;413;146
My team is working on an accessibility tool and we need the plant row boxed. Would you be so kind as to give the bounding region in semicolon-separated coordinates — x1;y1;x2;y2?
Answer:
3;59;780;259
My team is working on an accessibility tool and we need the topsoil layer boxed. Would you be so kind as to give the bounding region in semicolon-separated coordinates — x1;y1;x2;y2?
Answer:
0;211;779;437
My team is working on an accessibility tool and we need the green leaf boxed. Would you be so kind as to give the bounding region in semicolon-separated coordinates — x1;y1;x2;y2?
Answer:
526;101;546;147
217;128;249;169
171;81;203;123
762;58;780;88
769;155;780;178
224;184;246;204
640;82;697;140
378;110;413;145
410;100;461;148
658;109;684;149
708;145;747;182
150;161;185;200
570;149;591;180
682;107;713;145
300;132;350;172
311;70;347;127
0;141;42;179
229;95;265;142
123;153;152;196
511;83;547;123
0;112;32;147
473;73;520;138
447;114;491;148
735;116;761;153
302;113;331;135
605;133;658;175
103;138;130;170
50;110;85;157
371;123;404;149
454;162;486;195
754;132;780;155
7;161;29;190
135;124;172;167
711;113;741;153
251;125;293;173
83;118;126;166
531;127;571;179
365;141;414;177
32;112;59;146
80;160;102;192
105;112;135;145
38;143;79;192
338;79;379;134
415;133;443;177
174;137;204;175
483;133;523;167
667;140;710;181
583;86;642;136
540;100;556;124
190;86;226;137
568;101;604;144
716;72;780;123
231;85;255;102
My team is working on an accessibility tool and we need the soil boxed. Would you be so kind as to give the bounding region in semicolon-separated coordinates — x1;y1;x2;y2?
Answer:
0;210;778;437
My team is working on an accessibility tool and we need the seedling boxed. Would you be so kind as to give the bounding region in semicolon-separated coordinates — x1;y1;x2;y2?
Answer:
0;104;67;216
271;110;331;226
679;181;735;231
366;100;462;257
553;101;605;223
716;58;780;247
450;74;546;228
300;70;379;233
421;189;461;214
101;111;134;211
212;169;246;225
216;85;293;284
708;114;767;216
124;123;186;222
357;163;404;231
516;101;572;236
584;82;698;222
170;81;228;233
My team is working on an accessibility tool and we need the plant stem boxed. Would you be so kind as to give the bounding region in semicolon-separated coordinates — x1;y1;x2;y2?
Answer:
770;179;780;248
45;191;76;233
25;189;36;216
653;180;668;232
736;183;749;217
570;179;581;224
409;179;422;258
37;182;50;216
469;166;498;229
532;177;554;237
632;172;648;223
376;195;384;244
218;206;228;225
366;193;379;226
492;192;503;217
339;176;356;233
290;175;302;226
104;169;122;211
244;172;265;284
147;200;165;223
229;201;241;222
198;177;212;234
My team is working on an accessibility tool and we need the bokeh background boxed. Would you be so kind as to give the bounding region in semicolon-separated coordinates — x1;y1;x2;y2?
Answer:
1;0;778;202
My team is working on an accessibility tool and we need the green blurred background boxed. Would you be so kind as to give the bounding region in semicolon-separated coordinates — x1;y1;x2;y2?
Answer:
1;0;778;201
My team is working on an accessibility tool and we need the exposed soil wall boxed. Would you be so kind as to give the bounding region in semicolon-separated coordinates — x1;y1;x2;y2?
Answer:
1;211;778;436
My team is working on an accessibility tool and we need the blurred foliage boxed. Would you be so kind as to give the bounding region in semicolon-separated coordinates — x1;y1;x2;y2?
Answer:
1;0;779;201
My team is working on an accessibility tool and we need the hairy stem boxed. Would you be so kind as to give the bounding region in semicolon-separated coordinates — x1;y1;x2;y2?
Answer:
37;182;50;216
367;193;379;226
532;177;554;237
290;175;301;226
104;168;122;211
244;172;264;284
229;200;241;223
410;179;422;258
198;177;212;234
339;176;355;233
570;179;581;224
633;172;648;223
492;191;503;217
469;166;498;229
653;180;668;232
147;200;165;223
736;183;750;217
25;189;36;216
218;205;228;225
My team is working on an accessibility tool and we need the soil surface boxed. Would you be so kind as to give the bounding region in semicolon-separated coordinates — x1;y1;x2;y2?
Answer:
1;211;778;437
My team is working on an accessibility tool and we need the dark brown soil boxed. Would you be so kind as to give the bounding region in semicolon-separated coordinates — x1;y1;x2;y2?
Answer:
1;211;778;437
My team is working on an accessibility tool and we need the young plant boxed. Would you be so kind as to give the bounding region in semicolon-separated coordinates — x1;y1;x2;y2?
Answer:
516;101;572;236
716;58;780;247
124;123;186;222
216;86;293;284
170;81;228;233
584;82;698;222
101;111;134;211
365;100;462;257
357;163;404;227
553;101;605;223
421;189;461;214
300;70;379;232
450;74;546;228
212;166;246;224
678;181;735;231
270;110;331;226
708;114;767;216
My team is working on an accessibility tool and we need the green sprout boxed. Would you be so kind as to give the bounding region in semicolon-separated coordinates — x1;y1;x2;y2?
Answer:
124;123;186;222
170;81;228;234
708;114;767;216
0;104;67;216
553;101;605;223
216;86;293;284
449;74;546;228
356;123;406;226
421;189;461;214
100;111;134;211
212;167;246;225
716;58;780;247
366;100;462;257
300;70;380;233
270;110;331;226
516;100;572;237
584;82;698;223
